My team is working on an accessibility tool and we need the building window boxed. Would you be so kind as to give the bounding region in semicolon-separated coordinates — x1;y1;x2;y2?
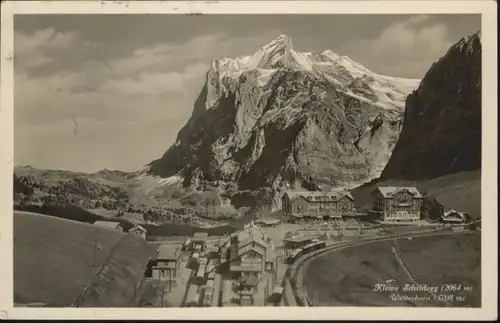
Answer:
398;194;411;204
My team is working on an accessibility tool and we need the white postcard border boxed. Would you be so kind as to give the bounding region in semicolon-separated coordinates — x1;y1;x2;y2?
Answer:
0;1;497;320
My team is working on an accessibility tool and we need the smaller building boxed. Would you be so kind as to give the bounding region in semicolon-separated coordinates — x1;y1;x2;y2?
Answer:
129;225;147;239
153;244;181;280
442;209;469;224
191;232;209;253
255;217;280;228
93;221;124;232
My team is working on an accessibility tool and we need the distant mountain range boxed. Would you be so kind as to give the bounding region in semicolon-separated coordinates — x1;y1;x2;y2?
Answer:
14;32;482;222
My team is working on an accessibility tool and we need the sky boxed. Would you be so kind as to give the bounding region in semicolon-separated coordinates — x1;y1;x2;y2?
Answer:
14;14;481;173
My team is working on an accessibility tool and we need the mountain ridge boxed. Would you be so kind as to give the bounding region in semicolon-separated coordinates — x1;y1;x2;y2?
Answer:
379;31;481;181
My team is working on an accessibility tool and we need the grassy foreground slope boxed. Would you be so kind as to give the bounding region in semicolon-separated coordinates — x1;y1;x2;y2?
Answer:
14;211;155;307
304;240;413;306
398;233;481;306
75;233;157;307
304;233;481;307
352;170;481;219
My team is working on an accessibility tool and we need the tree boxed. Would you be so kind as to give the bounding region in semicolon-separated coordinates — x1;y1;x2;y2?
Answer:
420;196;444;221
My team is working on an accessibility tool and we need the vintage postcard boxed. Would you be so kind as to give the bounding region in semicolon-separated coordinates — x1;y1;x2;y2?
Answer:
0;0;497;320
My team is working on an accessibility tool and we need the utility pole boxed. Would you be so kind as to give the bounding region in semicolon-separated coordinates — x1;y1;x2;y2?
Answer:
169;268;172;293
239;280;244;306
162;279;165;307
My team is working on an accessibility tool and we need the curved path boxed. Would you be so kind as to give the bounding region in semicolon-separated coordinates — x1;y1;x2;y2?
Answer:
284;229;478;307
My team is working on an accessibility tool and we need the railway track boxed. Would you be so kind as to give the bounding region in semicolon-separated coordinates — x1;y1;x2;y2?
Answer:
285;229;478;307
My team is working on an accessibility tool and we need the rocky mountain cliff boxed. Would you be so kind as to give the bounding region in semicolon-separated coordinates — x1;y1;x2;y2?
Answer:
379;31;481;181
148;35;420;208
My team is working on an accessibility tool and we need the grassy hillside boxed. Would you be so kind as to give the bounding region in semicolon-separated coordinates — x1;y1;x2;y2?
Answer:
398;233;481;307
304;240;413;306
74;234;157;307
14;212;155;307
352;170;481;218
304;232;481;307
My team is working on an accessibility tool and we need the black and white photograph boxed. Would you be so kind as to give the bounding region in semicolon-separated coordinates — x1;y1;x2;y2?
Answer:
0;0;497;320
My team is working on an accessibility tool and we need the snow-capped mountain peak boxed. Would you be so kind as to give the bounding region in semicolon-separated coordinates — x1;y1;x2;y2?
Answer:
212;34;301;75
261;34;294;52
209;34;420;114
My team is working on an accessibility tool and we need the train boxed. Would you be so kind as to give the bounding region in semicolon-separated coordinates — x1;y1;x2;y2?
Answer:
288;240;326;263
184;254;218;307
201;279;215;307
184;283;201;307
207;270;216;281
201;266;217;307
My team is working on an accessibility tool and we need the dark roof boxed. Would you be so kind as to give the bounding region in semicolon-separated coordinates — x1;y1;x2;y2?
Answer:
374;186;423;198
283;236;315;244
283;190;354;202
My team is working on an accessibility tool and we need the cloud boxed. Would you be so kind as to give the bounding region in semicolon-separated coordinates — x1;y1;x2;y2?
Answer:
15;28;83;69
100;33;225;77
337;15;453;78
13;31;216;171
13;27;286;171
14;68;197;172
101;61;209;96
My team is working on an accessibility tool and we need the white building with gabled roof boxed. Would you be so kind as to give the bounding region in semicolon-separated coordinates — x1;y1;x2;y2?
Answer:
129;225;147;239
442;209;469;224
371;186;424;222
